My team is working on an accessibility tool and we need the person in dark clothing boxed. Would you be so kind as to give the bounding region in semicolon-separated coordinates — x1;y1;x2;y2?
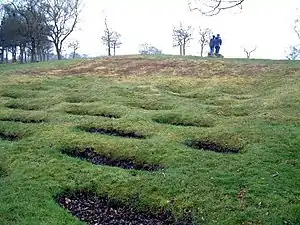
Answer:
209;35;215;55
214;34;222;54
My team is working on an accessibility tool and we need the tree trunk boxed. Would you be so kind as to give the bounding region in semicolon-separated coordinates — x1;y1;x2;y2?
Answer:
31;38;37;62
10;46;17;63
54;42;62;60
73;49;76;59
0;47;4;63
179;45;182;55
5;48;8;63
19;45;24;64
200;44;204;57
107;40;111;56
113;44;116;56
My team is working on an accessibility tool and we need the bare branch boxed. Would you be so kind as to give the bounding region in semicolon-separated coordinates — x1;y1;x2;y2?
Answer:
42;0;82;60
198;27;212;57
172;22;193;56
243;46;256;59
188;0;245;16
294;17;300;40
101;17;122;56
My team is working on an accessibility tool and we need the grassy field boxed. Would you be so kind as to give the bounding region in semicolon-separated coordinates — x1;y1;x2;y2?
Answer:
0;55;299;225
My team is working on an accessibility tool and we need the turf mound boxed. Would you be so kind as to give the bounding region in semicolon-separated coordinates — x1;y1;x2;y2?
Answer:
152;113;214;127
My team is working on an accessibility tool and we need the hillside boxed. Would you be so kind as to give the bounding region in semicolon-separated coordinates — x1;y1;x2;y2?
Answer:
0;55;300;225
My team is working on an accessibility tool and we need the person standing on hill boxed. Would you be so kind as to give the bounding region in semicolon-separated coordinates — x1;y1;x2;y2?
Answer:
209;35;215;56
214;34;222;55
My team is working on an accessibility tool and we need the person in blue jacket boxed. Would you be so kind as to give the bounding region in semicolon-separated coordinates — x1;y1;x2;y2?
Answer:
214;34;222;54
209;35;215;55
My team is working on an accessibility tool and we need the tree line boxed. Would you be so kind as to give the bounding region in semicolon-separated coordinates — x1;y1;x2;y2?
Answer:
0;0;81;63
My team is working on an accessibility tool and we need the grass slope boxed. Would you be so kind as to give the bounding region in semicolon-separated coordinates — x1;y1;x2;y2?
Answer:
0;55;300;225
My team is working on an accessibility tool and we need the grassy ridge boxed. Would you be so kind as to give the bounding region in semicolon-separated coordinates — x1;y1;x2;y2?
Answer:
0;56;300;225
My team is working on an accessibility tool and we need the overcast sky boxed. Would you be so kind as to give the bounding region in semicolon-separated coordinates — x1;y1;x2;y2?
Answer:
69;0;300;59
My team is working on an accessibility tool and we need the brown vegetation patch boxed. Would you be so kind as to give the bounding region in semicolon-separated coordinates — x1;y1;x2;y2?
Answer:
8;56;300;77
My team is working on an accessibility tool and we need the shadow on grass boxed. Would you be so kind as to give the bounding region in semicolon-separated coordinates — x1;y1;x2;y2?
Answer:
185;139;241;154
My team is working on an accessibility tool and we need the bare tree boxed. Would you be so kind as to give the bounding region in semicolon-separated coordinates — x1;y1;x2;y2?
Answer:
188;0;245;16
294;14;300;40
101;17;121;56
139;43;162;55
286;15;300;60
42;0;81;60
68;40;79;59
10;0;49;62
286;45;300;60
198;27;212;57
243;46;256;59
172;23;193;56
110;32;122;56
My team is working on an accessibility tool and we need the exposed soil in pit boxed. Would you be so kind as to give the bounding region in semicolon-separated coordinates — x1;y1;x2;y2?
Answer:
0;132;22;141
186;140;240;154
85;127;146;139
57;191;193;225
63;147;162;171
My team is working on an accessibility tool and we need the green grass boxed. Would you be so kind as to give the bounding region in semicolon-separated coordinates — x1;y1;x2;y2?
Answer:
0;56;300;225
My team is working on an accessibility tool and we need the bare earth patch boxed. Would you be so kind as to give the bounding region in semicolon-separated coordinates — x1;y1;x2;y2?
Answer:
62;147;162;171
56;190;193;225
0;132;23;141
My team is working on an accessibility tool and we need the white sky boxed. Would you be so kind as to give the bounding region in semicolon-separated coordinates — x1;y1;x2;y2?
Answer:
69;0;300;59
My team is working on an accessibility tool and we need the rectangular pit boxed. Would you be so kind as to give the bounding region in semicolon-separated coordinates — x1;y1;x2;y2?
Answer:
62;147;162;171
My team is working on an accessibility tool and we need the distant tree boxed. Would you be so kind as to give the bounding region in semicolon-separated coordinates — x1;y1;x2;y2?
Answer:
10;0;50;62
286;14;300;60
188;0;245;16
172;23;193;56
243;46;256;59
68;40;79;59
41;0;81;60
286;45;300;60
198;27;212;57
139;43;162;55
101;17;122;56
110;31;122;56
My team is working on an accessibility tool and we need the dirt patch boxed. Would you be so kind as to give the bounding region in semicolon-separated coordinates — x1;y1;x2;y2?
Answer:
56;190;193;225
185;140;240;154
62;147;162;171
83;127;146;139
0;132;23;141
8;56;300;77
